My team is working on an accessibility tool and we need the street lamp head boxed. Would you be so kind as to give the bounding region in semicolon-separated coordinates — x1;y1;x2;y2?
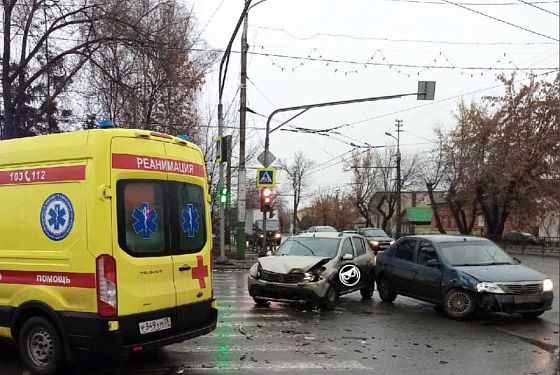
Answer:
385;132;392;137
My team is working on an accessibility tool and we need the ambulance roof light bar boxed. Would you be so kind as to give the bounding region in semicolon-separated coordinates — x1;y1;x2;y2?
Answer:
97;120;115;129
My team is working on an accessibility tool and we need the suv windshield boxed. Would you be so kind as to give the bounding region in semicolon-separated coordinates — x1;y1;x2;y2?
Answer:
275;237;340;258
255;219;279;231
362;229;389;237
438;241;514;266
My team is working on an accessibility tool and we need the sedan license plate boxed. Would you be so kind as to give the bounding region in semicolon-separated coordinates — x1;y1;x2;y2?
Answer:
139;317;172;335
513;294;541;304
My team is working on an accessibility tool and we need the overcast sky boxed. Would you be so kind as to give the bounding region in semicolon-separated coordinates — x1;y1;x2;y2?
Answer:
189;0;559;202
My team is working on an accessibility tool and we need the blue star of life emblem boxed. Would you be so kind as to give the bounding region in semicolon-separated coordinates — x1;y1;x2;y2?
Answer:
40;193;74;241
181;203;200;237
132;202;158;240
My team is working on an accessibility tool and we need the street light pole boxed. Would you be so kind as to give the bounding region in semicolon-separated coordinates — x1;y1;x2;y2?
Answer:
236;0;249;260
217;0;253;263
260;82;435;253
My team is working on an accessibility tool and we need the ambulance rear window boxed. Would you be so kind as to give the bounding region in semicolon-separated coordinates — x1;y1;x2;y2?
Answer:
117;181;168;256
171;182;206;254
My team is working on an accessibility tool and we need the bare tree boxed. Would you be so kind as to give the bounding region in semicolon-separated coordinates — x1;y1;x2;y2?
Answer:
84;0;215;136
371;147;417;234
278;152;315;234
1;0;161;139
347;149;380;227
447;74;559;236
417;129;447;233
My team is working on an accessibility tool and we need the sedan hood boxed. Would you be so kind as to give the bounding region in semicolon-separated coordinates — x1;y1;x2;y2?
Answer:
457;264;546;282
258;255;330;274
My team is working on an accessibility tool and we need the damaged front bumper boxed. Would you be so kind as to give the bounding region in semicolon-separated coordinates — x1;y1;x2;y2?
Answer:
478;291;554;314
248;276;330;304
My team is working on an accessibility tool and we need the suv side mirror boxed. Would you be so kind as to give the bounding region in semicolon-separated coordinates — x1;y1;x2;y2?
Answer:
426;259;440;267
342;253;354;261
513;257;521;264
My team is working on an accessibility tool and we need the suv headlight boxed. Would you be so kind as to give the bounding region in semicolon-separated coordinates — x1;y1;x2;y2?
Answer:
476;282;505;294
274;233;281;239
303;267;326;282
249;263;261;279
543;279;553;292
369;240;379;247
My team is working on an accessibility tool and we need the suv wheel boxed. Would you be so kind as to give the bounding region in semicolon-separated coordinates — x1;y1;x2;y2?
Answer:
443;288;476;320
320;284;339;310
18;316;64;375
377;277;397;303
360;277;375;300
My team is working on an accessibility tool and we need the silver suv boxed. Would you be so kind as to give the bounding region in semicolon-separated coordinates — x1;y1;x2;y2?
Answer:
248;232;375;309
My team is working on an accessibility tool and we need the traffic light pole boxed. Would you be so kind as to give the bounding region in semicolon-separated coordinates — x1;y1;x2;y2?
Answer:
261;210;267;256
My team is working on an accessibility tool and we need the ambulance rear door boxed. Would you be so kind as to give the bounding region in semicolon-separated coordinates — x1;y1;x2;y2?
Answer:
111;138;177;321
164;142;212;330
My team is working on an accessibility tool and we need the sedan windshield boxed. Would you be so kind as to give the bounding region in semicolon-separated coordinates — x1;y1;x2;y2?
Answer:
438;241;514;266
275;238;340;258
362;229;389;237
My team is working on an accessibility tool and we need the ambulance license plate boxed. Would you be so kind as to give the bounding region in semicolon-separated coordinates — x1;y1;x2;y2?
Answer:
139;317;172;335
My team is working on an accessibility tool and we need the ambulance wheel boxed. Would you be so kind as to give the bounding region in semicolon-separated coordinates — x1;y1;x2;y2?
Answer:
18;316;64;375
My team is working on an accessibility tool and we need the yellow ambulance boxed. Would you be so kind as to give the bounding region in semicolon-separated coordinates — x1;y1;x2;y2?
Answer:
0;127;217;374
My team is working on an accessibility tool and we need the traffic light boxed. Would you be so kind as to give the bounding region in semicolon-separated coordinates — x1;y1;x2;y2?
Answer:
260;187;273;213
219;187;228;205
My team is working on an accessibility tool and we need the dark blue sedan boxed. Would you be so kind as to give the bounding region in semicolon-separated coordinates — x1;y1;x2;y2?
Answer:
375;235;554;319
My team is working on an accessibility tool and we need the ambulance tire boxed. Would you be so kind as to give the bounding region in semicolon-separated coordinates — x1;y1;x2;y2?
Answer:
18;316;64;375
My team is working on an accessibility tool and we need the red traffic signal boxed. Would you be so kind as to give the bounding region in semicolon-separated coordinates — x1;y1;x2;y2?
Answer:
260;188;273;212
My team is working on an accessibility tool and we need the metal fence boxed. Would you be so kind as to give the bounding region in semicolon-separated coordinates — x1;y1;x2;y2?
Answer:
488;236;560;256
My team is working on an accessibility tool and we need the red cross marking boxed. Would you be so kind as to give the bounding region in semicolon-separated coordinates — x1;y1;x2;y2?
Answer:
191;255;209;289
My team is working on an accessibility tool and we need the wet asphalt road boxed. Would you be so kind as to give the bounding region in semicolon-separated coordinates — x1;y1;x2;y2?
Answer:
0;255;558;375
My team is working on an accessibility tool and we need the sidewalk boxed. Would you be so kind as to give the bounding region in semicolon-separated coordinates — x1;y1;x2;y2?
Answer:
213;248;258;270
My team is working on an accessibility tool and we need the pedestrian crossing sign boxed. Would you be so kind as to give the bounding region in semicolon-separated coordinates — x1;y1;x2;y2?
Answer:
256;168;276;188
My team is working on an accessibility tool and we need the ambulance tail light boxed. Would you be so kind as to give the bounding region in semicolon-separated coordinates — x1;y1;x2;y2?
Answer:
96;255;118;317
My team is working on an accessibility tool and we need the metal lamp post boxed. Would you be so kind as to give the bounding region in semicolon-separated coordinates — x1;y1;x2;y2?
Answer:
261;82;435;254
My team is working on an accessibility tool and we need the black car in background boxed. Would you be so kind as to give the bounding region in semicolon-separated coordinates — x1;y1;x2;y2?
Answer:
375;235;554;320
502;231;544;245
358;227;394;253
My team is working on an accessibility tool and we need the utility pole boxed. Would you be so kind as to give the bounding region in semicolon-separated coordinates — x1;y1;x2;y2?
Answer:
236;0;249;260
216;0;253;263
395;119;403;238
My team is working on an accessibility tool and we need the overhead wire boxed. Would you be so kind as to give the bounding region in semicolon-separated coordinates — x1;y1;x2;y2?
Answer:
384;0;559;4
251;25;556;45
439;0;559;41
515;0;560;15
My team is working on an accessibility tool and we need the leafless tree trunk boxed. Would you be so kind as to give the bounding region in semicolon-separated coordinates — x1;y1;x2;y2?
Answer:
278;152;315;234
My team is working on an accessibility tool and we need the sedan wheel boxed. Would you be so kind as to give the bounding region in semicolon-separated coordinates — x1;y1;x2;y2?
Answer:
377;277;397;303
443;289;476;320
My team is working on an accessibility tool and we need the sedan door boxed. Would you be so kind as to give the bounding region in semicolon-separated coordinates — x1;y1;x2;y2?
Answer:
387;239;418;293
411;240;443;302
351;236;374;288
